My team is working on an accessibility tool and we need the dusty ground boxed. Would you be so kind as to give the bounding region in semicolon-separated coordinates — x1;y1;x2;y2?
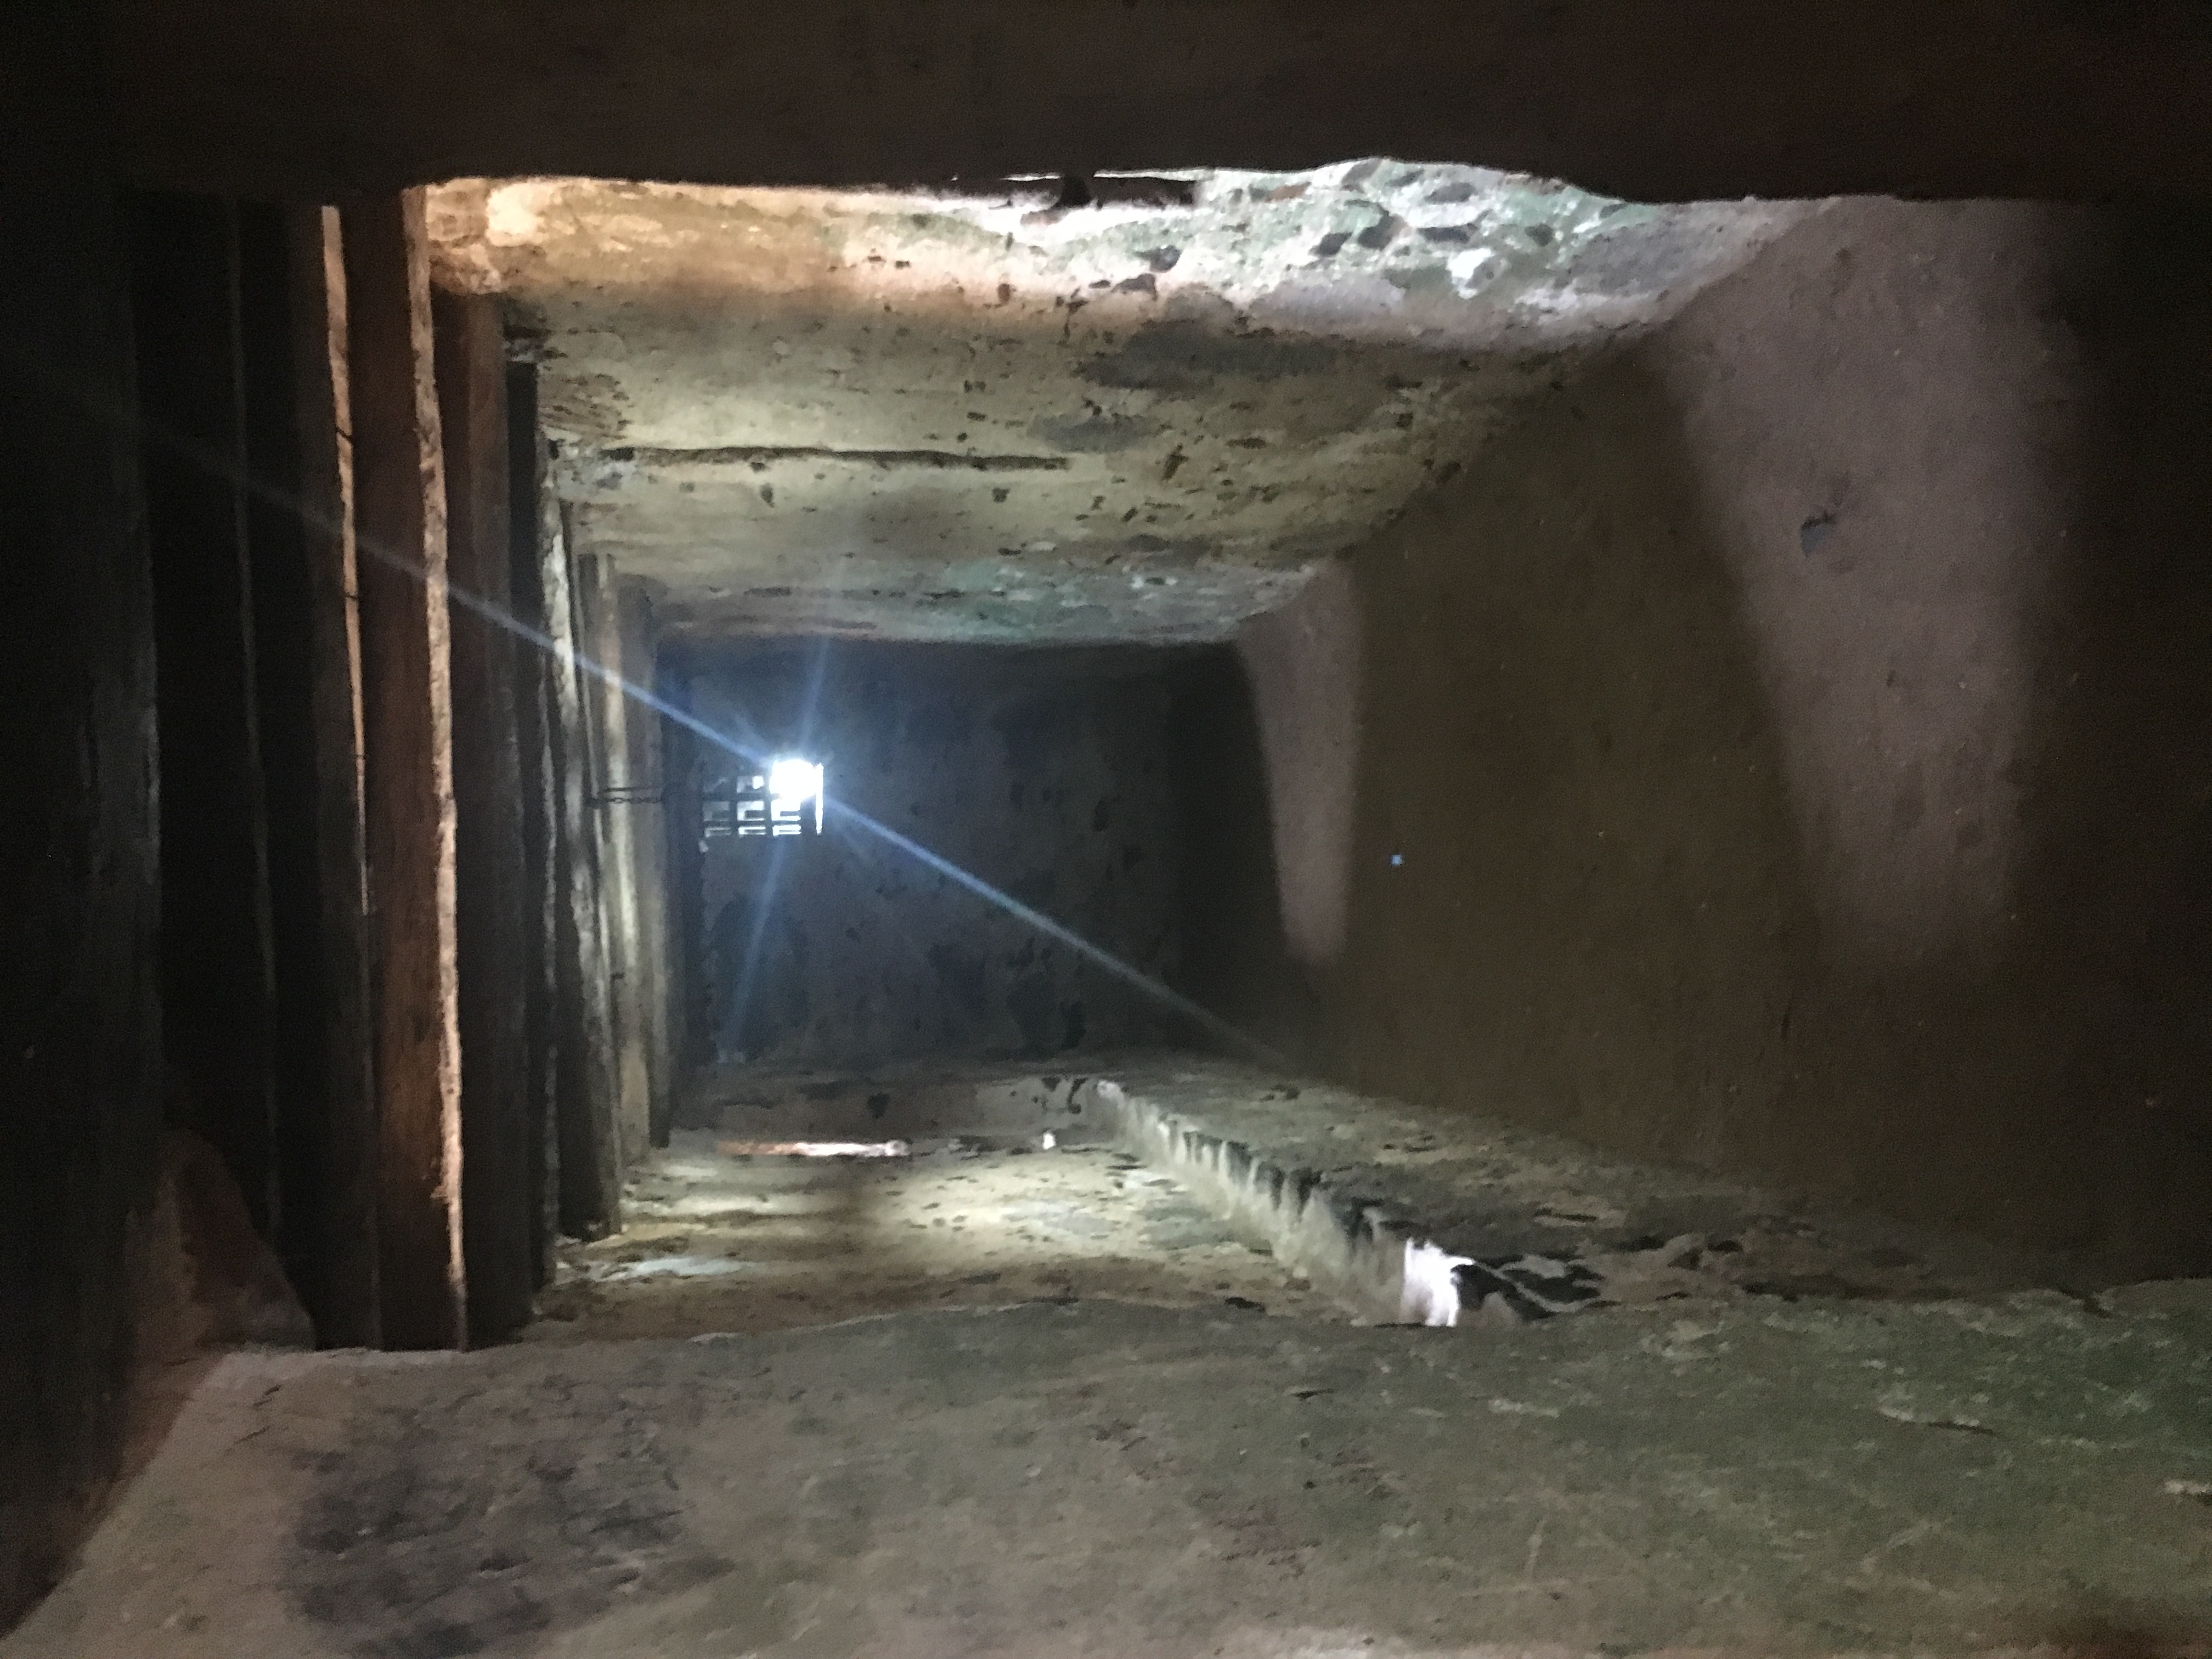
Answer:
17;1059;2212;1657
676;1055;2102;1334
10;1292;2212;1658
528;1131;1340;1339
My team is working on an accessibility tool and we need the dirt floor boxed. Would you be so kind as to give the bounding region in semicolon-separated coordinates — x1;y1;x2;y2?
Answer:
10;1292;2212;1659
528;1131;1341;1339
14;1059;2212;1658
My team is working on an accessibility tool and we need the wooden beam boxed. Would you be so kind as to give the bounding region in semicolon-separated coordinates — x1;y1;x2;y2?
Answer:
658;656;713;1077
541;498;623;1239
578;555;651;1170
0;15;165;1618
506;363;560;1286
126;190;281;1235
235;201;381;1347
287;205;382;1348
616;583;676;1150
342;189;465;1351
433;287;535;1344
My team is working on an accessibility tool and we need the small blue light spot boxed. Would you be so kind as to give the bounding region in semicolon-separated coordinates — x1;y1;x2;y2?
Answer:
1390;854;1404;867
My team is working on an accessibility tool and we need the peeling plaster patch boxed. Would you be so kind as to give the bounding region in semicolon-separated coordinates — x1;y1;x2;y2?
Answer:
1446;247;1502;295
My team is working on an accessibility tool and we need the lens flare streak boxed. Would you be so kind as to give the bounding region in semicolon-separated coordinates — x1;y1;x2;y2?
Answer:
87;390;1282;1067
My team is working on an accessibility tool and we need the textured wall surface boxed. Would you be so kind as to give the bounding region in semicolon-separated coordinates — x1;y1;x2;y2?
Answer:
679;644;1180;1070
0;15;165;1630
1181;200;2212;1277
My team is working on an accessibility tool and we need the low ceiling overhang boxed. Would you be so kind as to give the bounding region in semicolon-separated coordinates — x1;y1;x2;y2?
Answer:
430;165;1799;644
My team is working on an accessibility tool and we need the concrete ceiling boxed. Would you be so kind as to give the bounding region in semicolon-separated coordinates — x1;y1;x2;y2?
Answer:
430;166;1798;642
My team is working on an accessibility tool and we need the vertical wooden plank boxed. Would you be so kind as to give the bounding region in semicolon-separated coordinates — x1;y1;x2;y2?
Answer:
433;287;535;1344
0;16;164;1616
236;201;317;1310
578;555;651;1169
614;583;675;1149
238;201;383;1346
126;190;282;1235
506;364;560;1286
543;501;623;1239
659;655;712;1077
286;205;381;1347
342;189;466;1351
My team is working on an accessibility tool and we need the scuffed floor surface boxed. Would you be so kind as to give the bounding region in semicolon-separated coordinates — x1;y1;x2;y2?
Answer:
11;1294;2212;1658
528;1132;1339;1339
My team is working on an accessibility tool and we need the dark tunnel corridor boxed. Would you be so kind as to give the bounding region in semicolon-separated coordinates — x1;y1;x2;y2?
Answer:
8;8;2212;1654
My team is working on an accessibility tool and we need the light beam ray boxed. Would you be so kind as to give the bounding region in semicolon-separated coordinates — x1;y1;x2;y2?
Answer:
726;836;793;1063
79;368;1284;1067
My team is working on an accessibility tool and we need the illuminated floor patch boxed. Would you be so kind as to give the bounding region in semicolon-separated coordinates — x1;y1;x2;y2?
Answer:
526;1130;1340;1340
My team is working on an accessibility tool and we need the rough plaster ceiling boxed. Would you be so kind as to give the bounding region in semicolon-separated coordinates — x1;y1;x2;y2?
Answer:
429;167;1801;642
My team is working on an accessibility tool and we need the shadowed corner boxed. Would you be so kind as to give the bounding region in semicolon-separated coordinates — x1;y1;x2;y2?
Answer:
1237;558;1362;970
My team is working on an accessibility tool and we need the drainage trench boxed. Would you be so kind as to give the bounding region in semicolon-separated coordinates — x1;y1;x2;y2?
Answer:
528;1064;1990;1344
1093;1079;1612;1328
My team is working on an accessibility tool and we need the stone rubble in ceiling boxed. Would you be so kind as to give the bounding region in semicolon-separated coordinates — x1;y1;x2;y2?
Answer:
429;167;1803;643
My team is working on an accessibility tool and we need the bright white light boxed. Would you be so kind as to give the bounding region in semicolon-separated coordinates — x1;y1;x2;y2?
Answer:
768;757;826;833
769;756;822;803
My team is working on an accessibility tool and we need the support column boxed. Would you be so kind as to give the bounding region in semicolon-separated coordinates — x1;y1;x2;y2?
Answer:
579;555;651;1169
433;287;535;1344
343;189;465;1350
236;202;380;1346
0;16;164;1617
660;655;712;1076
616;584;676;1149
506;365;560;1282
126;191;281;1237
543;497;623;1238
291;206;383;1346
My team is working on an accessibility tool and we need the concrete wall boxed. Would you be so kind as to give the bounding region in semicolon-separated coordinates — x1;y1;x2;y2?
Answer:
1179;200;2212;1278
677;644;1180;1071
0;16;166;1628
